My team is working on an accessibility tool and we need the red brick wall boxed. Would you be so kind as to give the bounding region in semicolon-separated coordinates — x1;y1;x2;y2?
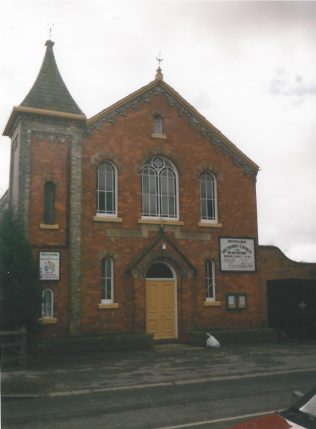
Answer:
28;134;70;335
79;94;264;334
29;135;69;246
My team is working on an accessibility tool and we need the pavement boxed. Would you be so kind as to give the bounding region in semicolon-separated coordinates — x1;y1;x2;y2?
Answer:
2;342;316;399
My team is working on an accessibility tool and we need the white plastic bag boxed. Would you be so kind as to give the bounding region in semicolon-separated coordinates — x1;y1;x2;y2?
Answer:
206;333;220;348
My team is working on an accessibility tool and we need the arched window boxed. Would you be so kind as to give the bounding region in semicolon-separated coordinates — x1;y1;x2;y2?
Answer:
44;181;55;224
42;289;53;318
101;257;113;303
205;260;215;301
153;115;163;135
200;172;217;222
142;157;178;219
96;162;116;215
146;262;174;279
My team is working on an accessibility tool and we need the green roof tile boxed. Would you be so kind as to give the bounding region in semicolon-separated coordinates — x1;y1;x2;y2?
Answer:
21;40;85;116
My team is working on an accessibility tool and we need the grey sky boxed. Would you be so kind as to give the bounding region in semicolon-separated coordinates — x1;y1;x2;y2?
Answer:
1;0;315;262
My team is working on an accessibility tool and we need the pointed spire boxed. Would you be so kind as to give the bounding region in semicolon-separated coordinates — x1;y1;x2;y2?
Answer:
20;40;85;116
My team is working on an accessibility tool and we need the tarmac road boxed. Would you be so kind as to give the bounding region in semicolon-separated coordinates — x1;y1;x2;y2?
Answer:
2;342;316;428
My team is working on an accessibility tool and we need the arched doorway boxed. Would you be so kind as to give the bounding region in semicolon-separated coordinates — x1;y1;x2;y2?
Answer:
146;262;177;340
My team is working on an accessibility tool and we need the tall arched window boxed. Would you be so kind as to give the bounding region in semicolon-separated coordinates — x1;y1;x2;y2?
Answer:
44;181;55;224
101;257;113;303
96;162;116;215
142;157;178;219
42;289;53;318
200;172;217;222
205;260;216;301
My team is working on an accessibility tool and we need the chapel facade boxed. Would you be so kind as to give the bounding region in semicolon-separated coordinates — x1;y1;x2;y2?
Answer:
2;40;289;339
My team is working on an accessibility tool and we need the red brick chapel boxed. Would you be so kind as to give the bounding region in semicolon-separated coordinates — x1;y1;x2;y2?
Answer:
3;40;315;340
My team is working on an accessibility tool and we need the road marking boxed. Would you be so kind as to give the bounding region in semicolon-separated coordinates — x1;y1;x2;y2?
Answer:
174;367;316;385
92;382;172;393
153;410;276;429
43;367;316;398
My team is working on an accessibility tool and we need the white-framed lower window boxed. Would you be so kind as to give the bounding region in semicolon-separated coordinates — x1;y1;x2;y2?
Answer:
101;257;114;303
200;172;218;222
205;260;216;301
42;289;53;318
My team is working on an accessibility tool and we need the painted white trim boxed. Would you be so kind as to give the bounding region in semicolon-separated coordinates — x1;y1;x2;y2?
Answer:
200;172;218;223
96;161;118;217
141;157;179;220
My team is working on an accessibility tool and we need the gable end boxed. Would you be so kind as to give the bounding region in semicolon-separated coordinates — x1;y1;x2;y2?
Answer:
87;81;259;178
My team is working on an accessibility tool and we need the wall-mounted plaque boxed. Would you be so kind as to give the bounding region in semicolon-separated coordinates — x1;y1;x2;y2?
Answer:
220;237;256;272
39;251;60;281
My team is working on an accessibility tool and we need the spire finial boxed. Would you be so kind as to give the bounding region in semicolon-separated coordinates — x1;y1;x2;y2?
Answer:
45;24;55;48
48;24;54;40
155;52;163;80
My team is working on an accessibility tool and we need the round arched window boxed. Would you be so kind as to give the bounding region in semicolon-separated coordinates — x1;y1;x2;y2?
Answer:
146;263;174;279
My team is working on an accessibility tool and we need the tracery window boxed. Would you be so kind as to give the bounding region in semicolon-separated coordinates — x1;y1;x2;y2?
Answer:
141;157;178;219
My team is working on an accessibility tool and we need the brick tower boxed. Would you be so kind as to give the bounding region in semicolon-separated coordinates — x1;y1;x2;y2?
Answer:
3;40;86;335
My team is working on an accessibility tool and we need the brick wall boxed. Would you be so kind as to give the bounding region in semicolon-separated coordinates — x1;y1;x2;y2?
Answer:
79;93;264;335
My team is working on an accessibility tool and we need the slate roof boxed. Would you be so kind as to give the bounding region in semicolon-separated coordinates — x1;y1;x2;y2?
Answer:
20;40;84;115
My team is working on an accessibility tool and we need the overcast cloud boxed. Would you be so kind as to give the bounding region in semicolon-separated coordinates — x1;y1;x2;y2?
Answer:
1;0;315;262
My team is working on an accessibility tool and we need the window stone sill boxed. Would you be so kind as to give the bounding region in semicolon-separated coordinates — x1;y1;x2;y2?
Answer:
40;223;59;230
98;303;120;309
39;317;58;324
93;216;123;223
151;133;167;139
204;300;221;307
138;218;184;226
198;222;222;228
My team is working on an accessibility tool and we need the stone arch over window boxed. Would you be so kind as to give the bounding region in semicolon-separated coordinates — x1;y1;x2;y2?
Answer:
96;161;117;216
200;172;218;222
134;147;183;177
90;152;124;172
141;156;178;219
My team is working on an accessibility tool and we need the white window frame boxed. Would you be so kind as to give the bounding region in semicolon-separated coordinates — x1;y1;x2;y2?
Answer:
96;161;117;217
141;157;179;220
42;289;54;318
101;257;114;304
200;172;218;223
205;260;216;301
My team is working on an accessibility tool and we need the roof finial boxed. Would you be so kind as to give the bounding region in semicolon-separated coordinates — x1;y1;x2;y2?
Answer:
48;24;54;40
155;52;163;81
45;24;55;48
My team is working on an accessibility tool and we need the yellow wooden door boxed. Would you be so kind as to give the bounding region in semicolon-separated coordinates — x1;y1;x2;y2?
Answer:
146;280;176;339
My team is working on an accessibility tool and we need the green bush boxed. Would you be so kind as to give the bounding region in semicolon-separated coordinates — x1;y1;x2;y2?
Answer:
0;210;42;336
